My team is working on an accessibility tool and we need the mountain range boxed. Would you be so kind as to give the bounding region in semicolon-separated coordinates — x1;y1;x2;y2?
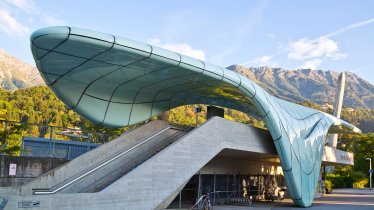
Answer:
227;65;374;109
0;49;373;109
0;49;43;91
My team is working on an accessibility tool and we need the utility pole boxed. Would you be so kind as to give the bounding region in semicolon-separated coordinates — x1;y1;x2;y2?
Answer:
366;158;372;190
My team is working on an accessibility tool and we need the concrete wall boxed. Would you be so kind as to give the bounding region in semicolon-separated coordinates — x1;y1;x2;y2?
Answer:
0;156;67;187
17;120;168;195
2;117;279;210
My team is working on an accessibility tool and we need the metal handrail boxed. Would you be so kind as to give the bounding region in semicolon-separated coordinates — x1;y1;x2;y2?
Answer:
80;126;192;193
33;125;171;195
189;190;248;209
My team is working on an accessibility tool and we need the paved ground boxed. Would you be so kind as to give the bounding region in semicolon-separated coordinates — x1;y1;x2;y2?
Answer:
170;188;374;210
213;189;374;210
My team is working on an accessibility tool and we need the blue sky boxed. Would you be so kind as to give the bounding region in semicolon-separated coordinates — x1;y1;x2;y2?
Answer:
0;0;373;84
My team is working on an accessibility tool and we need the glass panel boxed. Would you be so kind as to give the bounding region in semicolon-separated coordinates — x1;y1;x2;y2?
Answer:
74;94;108;124
129;103;152;124
152;45;180;62
169;93;190;108
94;44;150;66
151;101;170;117
40;52;86;75
115;36;152;53
127;57;170;71
149;54;180;68
51;77;86;107
81;65;127;100
133;78;184;103
111;81;145;103
42;73;60;85
181;54;204;68
238;85;254;98
203;63;223;80
31;48;49;60
31;26;70;50
155;83;199;101
251;84;270;115
184;94;203;105
103;102;132;127
68;60;121;82
70;27;114;43
222;69;240;87
83;69;127;101
121;66;146;80
55;35;113;59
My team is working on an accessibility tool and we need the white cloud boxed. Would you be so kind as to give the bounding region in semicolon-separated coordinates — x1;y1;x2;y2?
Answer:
148;38;206;61
3;0;36;13
300;59;323;70
0;0;64;37
257;55;277;66
240;55;278;67
259;55;271;63
0;8;29;36
287;37;347;61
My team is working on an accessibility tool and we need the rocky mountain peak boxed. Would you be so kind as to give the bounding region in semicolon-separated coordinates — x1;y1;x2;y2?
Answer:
227;65;374;109
0;49;44;91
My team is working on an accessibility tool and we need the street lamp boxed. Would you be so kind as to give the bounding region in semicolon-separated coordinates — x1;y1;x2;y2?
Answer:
366;158;372;190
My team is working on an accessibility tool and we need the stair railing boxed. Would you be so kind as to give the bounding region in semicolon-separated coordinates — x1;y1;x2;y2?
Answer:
32;125;171;195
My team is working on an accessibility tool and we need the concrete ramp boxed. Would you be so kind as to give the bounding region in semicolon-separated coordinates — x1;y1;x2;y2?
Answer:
2;117;275;210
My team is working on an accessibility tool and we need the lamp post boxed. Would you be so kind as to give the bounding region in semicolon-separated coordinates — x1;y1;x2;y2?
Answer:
366;158;372;190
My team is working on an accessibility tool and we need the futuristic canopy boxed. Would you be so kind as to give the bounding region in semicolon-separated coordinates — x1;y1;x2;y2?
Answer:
31;26;361;207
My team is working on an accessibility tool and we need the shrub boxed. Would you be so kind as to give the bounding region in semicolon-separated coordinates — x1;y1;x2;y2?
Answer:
352;171;368;188
325;180;332;193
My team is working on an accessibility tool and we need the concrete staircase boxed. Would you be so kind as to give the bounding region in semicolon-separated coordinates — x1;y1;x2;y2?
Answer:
1;117;275;210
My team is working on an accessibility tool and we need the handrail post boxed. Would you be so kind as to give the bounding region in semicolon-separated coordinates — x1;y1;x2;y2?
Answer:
49;126;54;157
1;121;8;155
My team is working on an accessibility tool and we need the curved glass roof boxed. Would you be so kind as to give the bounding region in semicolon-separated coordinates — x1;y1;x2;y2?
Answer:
31;26;360;207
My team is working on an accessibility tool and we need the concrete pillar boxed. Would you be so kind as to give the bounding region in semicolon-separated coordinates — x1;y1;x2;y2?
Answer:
327;72;345;148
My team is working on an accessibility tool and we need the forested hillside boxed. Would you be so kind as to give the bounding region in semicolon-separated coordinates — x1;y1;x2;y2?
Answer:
0;86;373;133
